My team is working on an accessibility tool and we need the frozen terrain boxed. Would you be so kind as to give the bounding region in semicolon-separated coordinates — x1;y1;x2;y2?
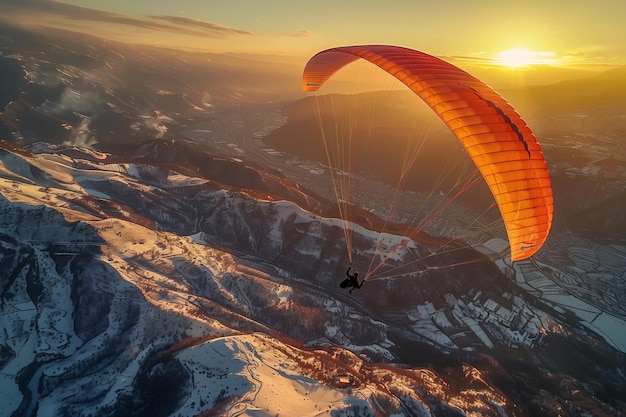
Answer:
0;141;624;416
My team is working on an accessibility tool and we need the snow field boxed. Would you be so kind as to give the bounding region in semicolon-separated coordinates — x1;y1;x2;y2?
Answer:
174;333;357;416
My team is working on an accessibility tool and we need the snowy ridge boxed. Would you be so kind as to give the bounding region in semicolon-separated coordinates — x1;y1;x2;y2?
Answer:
0;141;625;416
2;23;625;415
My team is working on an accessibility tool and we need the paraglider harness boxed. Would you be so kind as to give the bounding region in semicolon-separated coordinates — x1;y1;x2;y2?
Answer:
340;265;364;294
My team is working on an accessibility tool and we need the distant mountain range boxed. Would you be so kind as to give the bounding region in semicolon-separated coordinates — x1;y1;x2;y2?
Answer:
1;23;625;417
265;69;626;242
0;23;302;147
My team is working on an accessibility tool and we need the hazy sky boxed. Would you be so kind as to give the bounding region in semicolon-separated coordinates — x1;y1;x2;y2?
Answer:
3;0;625;82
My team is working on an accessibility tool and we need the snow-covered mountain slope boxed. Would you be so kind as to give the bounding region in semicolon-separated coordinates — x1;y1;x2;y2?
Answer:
1;140;624;416
2;23;625;416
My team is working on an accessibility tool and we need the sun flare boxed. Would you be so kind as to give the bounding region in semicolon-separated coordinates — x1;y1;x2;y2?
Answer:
496;49;557;68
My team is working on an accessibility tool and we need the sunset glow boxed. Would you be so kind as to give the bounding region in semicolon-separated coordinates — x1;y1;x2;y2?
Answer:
496;49;558;68
1;0;625;85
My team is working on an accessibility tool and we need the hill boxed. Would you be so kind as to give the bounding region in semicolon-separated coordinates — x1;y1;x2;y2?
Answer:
1;23;625;416
1;139;625;416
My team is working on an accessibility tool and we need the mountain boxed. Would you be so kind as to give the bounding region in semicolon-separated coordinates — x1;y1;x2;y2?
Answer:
265;68;626;241
1;139;625;416
0;23;301;147
1;23;626;417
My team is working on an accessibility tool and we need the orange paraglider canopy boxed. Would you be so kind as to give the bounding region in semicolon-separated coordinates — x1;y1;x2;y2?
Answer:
303;45;553;262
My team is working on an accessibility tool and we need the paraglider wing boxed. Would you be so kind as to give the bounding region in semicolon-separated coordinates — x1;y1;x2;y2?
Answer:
303;45;553;261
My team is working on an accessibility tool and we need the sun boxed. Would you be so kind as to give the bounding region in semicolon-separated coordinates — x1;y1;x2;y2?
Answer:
496;49;557;68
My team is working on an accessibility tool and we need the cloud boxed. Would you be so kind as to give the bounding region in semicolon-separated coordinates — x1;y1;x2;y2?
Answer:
2;0;152;28
64;117;97;148
288;30;313;38
142;115;168;139
149;16;256;38
56;89;101;115
0;0;259;40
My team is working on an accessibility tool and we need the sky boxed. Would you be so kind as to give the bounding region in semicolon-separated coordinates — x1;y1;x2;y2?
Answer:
2;0;626;84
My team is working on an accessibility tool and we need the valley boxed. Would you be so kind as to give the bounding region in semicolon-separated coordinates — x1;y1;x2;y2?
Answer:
0;22;625;417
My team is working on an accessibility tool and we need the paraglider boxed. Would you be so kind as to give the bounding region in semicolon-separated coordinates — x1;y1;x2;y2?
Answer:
340;264;364;294
302;45;553;263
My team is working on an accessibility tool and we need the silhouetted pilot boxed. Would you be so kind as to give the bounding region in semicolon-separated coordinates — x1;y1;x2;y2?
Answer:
340;264;364;294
